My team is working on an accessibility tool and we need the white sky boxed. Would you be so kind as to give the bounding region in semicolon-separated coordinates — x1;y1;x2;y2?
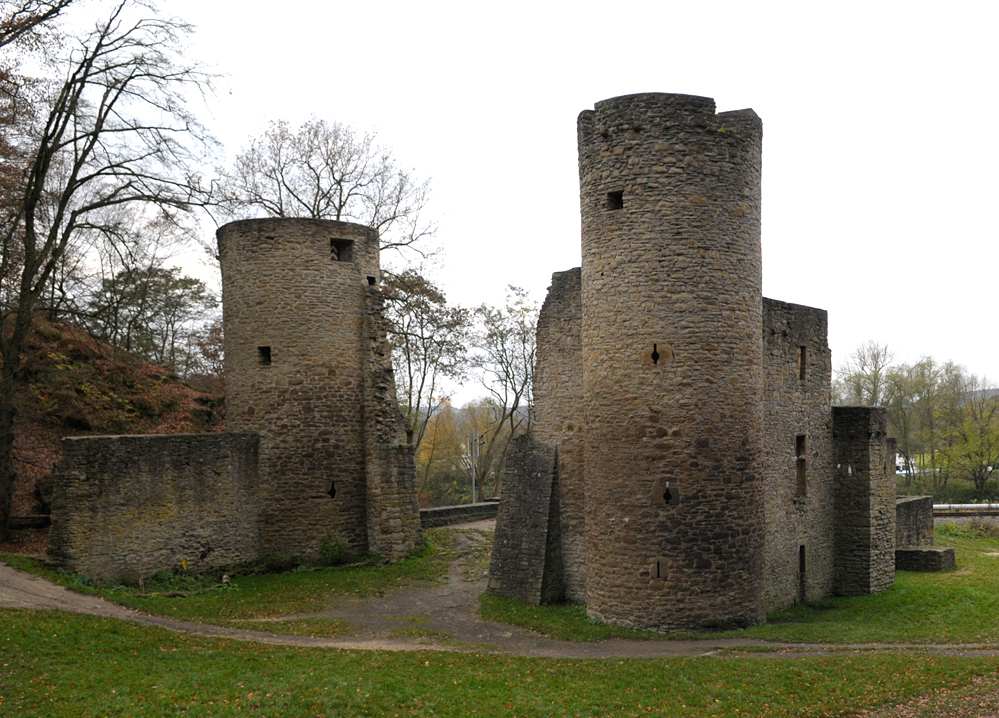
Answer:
148;0;996;380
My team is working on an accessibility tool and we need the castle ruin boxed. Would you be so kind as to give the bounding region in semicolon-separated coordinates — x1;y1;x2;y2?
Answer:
47;219;423;582
487;93;898;631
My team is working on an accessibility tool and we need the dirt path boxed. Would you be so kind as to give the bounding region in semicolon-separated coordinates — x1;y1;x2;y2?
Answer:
5;521;999;660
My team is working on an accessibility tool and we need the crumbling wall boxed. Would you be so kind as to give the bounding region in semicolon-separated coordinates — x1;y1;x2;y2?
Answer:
833;406;897;595
48;434;260;583
362;285;424;561
762;299;836;611
531;267;585;602
487;434;563;604
896;495;934;548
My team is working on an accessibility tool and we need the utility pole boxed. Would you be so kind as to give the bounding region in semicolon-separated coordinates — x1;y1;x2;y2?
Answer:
467;432;484;503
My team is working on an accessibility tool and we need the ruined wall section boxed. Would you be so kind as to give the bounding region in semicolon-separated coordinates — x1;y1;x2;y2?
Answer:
219;218;382;559
832;406;897;595
531;267;586;602
578;93;766;631
48;434;259;583
362;285;424;561
762;299;835;612
487;435;563;604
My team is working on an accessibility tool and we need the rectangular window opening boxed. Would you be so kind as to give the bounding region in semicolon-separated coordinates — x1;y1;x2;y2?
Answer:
258;346;272;367
798;346;807;381
330;238;354;262
606;190;624;211
795;434;807;497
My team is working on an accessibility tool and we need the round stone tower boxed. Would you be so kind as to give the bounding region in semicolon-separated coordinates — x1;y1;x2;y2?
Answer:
218;218;388;558
578;93;766;631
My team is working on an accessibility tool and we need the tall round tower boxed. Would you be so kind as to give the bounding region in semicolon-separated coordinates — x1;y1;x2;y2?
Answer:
218;218;400;559
578;93;766;630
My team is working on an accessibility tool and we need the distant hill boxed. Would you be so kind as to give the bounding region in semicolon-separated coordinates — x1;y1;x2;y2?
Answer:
2;314;224;552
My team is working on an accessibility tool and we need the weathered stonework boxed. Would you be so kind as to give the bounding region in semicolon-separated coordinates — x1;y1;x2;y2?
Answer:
490;92;899;632
832;406;897;595
217;218;422;562
487;434;563;604
48;434;260;584
48;218;423;580
896;495;935;548
531;267;585;602
577;93;767;631
762;299;836;611
895;495;954;571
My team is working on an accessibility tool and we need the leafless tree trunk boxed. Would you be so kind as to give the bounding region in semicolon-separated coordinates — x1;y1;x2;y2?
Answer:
0;0;214;539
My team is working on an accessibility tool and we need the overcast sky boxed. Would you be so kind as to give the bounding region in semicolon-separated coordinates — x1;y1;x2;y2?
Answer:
159;0;996;383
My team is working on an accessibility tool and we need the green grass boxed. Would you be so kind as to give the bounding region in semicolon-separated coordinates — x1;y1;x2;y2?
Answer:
1;610;997;717
0;530;457;629
479;593;674;642
481;528;999;645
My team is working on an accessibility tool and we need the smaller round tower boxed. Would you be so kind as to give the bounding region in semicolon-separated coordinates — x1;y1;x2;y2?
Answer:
218;218;419;559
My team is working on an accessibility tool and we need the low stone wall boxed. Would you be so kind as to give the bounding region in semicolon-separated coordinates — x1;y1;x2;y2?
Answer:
48;434;260;584
420;501;498;528
896;546;955;572
896;496;934;547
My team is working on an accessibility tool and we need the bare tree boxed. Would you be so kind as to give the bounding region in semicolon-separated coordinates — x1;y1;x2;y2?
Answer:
0;0;214;539
382;269;469;451
0;0;75;50
214;117;434;256
833;340;896;406
468;286;537;497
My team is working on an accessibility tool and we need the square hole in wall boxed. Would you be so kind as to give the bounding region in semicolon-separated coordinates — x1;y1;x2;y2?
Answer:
258;346;272;366
330;238;354;262
606;190;624;211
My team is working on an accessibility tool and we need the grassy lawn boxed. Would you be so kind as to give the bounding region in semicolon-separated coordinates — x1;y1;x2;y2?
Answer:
5;527;999;715
480;527;999;645
2;610;997;717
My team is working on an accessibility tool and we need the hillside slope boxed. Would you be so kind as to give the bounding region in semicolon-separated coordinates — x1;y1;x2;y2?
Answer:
2;315;224;553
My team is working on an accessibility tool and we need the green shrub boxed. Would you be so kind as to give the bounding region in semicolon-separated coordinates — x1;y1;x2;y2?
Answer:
318;533;351;567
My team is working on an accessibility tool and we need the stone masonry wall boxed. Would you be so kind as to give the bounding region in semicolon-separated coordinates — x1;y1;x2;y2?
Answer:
362;286;424;561
48;434;260;583
832;406;897;595
896;495;934;548
218;218;421;560
577;93;766;631
487;434;563;604
762;299;836;611
531;267;586;602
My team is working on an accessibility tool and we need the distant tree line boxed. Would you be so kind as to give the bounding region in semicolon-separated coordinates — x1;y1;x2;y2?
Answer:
835;341;999;501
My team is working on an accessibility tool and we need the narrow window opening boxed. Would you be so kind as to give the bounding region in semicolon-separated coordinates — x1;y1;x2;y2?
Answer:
651;343;660;365
662;480;672;505
798;545;807;603
798;346;807;381
607;190;624;211
656;560;661;579
330;238;354;262
795;434;807;496
257;346;272;367
327;481;336;499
